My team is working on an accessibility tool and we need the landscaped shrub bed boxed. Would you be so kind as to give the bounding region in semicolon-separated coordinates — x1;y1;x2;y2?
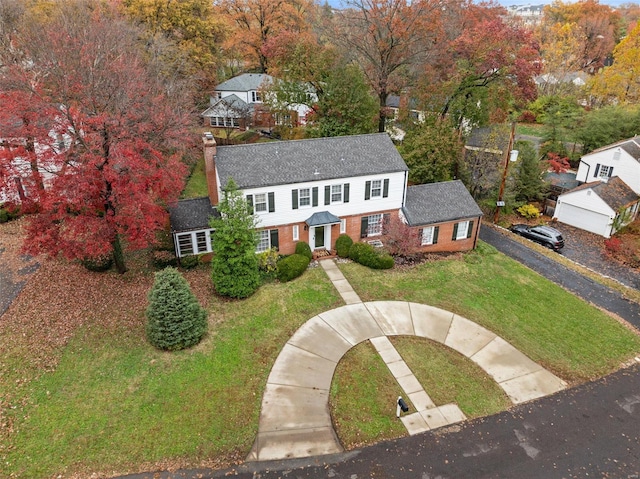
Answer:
335;234;353;258
294;241;313;260
348;242;394;269
277;253;310;282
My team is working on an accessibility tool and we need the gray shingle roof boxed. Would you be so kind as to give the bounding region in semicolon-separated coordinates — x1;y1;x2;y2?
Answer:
587;136;640;162
305;211;341;226
402;180;483;226
201;95;249;117
214;73;273;92
215;133;409;189
564;177;639;210
465;126;510;153
169;197;219;232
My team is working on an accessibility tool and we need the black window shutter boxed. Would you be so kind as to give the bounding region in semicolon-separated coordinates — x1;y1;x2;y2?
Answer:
360;217;369;238
325;185;330;205
383;178;389;198
270;229;279;249
452;223;459;240
594;164;600;177
292;190;298;209
433;226;439;244
268;192;275;212
467;221;474;238
246;195;254;214
344;183;350;203
312;187;318;207
365;181;371;200
608;167;614;177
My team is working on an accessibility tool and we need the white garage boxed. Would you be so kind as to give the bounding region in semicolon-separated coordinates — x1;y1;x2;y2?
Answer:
553;177;639;238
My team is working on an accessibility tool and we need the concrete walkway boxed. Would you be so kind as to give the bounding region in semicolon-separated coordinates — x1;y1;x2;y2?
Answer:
248;259;567;462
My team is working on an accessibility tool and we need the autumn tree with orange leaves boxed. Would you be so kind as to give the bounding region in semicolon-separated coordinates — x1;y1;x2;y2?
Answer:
217;0;315;73
332;0;444;133
536;0;622;75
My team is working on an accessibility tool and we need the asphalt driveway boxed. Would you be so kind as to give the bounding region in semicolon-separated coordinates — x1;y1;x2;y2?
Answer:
552;222;640;290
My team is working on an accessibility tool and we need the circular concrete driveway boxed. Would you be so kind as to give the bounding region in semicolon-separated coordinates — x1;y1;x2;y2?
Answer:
248;300;567;462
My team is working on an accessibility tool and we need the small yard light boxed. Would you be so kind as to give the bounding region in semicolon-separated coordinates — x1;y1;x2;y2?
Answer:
397;396;409;417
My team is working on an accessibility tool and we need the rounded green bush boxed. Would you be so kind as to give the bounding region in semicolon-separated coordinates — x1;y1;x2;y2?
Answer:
294;241;313;260
277;254;310;282
335;234;353;258
348;242;369;263
349;242;394;269
146;267;207;351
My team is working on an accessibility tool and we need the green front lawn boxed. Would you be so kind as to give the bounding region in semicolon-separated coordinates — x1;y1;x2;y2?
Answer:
2;245;639;477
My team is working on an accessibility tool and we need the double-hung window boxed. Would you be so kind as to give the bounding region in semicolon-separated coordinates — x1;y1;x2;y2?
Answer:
364;179;389;200
367;214;383;236
299;188;311;207
599;165;611;178
361;213;389;238
331;184;342;202
371;180;382;198
421;226;439;246
254;193;267;213
452;221;473;241
247;192;275;214
292;187;318;209
325;183;350;205
256;229;279;253
594;163;613;179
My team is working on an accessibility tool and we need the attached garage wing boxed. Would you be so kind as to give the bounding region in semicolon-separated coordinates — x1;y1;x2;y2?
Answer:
554;202;612;237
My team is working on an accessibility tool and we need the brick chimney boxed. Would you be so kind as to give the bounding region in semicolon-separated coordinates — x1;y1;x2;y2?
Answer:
203;132;219;205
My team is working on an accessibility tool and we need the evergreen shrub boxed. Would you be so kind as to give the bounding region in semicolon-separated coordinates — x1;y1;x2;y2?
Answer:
294;241;313;260
335;234;353;258
146;267;207;351
277;254;310;282
349;242;394;269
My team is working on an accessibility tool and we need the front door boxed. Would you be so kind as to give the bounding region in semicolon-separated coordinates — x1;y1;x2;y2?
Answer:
314;226;325;249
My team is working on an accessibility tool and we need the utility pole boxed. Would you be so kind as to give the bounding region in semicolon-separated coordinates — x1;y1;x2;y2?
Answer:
493;122;517;224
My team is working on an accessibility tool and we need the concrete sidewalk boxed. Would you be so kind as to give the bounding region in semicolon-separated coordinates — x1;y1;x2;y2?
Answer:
248;259;567;462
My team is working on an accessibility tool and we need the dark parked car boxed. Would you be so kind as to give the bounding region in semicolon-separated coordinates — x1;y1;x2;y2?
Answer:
510;224;565;251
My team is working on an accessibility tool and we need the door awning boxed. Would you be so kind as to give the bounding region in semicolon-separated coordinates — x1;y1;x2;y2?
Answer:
305;211;341;227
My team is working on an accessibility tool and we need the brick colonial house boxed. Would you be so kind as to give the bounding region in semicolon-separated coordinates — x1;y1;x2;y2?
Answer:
169;133;482;257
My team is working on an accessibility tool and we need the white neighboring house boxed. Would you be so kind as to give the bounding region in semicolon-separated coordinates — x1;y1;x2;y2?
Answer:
554;137;640;237
575;136;640;195
553;177;639;238
200;73;313;130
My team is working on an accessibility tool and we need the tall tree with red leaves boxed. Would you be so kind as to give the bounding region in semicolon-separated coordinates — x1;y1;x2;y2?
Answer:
0;2;190;273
